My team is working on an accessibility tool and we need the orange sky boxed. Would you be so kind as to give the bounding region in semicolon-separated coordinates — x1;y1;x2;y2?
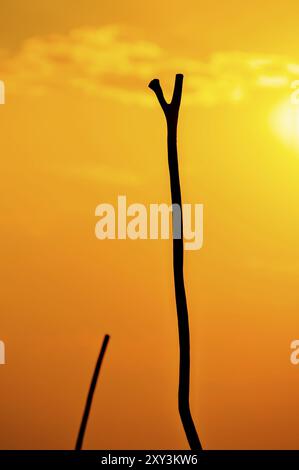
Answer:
1;0;299;450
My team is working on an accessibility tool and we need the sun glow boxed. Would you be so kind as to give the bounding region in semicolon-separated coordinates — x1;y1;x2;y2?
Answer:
271;100;299;150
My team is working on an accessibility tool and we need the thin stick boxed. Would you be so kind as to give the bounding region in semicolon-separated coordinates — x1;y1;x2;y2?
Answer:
75;334;110;450
149;74;202;450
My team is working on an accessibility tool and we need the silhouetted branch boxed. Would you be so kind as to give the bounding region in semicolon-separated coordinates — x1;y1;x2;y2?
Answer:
171;74;183;109
149;74;202;450
75;334;110;450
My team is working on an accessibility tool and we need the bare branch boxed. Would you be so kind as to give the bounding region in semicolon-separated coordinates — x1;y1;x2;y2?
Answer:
171;74;184;110
75;334;110;450
148;78;168;115
148;74;184;122
148;74;201;450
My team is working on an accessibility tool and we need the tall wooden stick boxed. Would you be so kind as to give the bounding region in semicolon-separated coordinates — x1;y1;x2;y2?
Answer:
75;334;110;450
149;74;202;450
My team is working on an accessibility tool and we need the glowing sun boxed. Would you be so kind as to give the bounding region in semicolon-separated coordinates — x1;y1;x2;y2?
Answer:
271;100;299;150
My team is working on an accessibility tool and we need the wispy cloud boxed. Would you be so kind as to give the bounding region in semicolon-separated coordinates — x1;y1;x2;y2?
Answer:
1;25;299;106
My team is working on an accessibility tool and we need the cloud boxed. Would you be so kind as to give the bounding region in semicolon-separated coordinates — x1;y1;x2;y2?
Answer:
1;25;299;106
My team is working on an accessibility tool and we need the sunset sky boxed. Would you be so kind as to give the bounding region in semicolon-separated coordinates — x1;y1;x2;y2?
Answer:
1;0;299;449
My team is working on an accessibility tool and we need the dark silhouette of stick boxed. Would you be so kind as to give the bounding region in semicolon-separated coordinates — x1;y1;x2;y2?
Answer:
149;74;202;450
75;334;110;450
